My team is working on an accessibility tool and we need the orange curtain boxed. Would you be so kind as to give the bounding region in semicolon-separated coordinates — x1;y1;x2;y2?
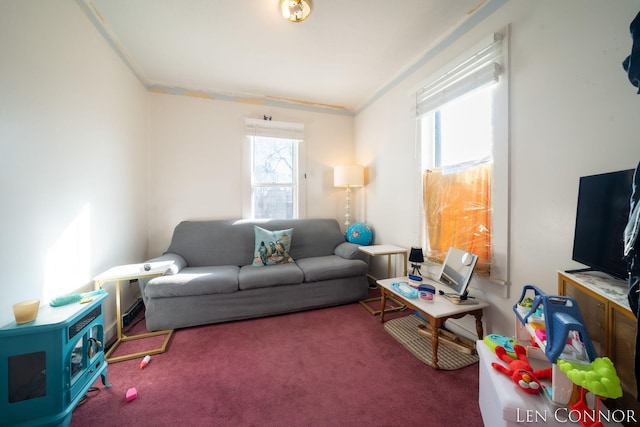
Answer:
423;161;492;275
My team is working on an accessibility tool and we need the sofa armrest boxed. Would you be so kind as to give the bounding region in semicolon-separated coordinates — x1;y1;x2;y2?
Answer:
146;253;188;275
334;242;369;262
138;253;187;302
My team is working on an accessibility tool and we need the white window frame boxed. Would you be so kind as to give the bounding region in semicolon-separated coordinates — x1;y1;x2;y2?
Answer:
413;29;510;288
243;118;307;219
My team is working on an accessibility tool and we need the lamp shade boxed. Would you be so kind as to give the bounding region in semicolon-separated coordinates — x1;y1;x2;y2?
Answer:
334;165;364;188
409;247;425;263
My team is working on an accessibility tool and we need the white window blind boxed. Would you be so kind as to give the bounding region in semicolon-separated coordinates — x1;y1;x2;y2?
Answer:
416;33;503;117
244;118;304;140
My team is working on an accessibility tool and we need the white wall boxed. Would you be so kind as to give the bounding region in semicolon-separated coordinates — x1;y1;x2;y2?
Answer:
6;0;639;342
0;0;148;335
355;0;640;335
147;93;356;256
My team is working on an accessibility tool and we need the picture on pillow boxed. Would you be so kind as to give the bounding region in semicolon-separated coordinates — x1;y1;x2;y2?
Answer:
253;226;294;266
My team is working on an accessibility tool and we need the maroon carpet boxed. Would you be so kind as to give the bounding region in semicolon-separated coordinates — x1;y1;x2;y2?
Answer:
71;297;483;427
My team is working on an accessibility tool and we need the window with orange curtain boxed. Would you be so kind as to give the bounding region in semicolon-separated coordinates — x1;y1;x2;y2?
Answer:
416;31;508;284
419;84;495;276
423;161;492;275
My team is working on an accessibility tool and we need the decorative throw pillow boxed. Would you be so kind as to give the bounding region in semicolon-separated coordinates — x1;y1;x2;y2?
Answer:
252;226;294;266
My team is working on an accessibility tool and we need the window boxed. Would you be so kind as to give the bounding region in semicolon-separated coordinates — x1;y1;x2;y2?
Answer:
432;88;493;168
422;88;494;275
416;31;508;284
244;119;305;219
252;136;296;218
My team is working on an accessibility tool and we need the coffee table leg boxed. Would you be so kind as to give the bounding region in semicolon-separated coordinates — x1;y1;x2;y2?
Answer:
474;312;484;338
431;328;440;369
380;289;387;322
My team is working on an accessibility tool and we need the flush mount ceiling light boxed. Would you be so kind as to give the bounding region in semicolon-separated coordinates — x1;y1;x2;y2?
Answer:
280;0;312;23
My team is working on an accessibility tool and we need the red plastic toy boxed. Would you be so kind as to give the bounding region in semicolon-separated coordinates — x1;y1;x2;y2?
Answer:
491;344;552;394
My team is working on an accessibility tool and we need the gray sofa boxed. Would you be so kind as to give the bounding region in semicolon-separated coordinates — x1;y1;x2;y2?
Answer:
138;218;369;331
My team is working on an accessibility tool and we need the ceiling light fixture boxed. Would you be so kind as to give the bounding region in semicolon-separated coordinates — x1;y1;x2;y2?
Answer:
280;0;312;23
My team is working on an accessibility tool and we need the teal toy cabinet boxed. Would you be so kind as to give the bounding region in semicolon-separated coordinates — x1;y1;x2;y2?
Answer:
0;293;110;426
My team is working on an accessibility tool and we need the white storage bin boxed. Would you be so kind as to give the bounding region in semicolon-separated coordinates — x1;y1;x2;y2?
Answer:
477;340;622;426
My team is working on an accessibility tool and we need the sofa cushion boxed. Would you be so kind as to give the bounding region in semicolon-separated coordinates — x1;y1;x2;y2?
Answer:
144;266;239;298
296;256;368;282
284;219;345;259
165;221;257;267
252;226;294;266
239;263;304;290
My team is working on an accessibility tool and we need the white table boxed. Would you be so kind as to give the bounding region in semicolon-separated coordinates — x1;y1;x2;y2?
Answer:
358;245;408;315
378;276;488;369
358;244;408;278
94;262;175;363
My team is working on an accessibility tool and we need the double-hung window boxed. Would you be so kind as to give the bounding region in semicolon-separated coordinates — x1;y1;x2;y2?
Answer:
244;119;305;219
416;31;509;284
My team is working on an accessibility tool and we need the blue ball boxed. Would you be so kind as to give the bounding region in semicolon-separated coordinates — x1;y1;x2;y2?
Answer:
346;222;374;245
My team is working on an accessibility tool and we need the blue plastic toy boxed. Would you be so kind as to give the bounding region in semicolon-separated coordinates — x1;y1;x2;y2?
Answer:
513;285;597;364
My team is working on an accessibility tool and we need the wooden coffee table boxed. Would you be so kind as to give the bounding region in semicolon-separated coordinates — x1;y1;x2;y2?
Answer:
378;276;489;369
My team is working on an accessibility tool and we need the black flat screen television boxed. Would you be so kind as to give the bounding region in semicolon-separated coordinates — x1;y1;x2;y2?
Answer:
572;168;635;280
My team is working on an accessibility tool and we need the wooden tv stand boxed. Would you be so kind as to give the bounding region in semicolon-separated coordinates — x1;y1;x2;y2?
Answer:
558;270;639;420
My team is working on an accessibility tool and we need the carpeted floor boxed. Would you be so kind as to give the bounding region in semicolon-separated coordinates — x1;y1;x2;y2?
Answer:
71;296;483;427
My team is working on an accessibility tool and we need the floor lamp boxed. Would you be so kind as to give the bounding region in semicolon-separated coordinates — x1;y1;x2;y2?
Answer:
334;165;364;228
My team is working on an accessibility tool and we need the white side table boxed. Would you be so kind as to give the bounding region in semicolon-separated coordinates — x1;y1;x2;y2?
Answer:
358;244;408;278
94;262;175;363
358;245;408;315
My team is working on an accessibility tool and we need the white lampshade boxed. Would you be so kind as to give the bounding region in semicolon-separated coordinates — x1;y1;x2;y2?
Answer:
334;165;364;188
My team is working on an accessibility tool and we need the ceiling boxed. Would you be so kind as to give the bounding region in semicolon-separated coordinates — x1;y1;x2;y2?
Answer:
84;0;491;113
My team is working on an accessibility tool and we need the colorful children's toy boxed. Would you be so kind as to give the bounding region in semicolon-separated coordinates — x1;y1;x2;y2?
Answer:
513;283;623;424
557;357;622;399
125;387;138;402
483;334;517;359
557;357;622;427
491;344;552;394
513;285;597;364
140;355;151;369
